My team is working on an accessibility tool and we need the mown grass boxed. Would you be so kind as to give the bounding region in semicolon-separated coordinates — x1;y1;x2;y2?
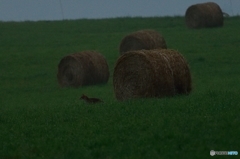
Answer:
0;16;240;158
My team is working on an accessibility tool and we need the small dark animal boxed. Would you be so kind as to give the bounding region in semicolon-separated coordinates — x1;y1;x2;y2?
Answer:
80;94;103;104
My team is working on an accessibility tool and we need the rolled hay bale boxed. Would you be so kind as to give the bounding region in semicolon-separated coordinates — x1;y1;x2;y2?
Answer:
57;51;109;87
185;2;223;29
113;49;192;101
119;29;167;55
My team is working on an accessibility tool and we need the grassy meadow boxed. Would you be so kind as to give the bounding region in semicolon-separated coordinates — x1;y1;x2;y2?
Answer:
0;16;240;158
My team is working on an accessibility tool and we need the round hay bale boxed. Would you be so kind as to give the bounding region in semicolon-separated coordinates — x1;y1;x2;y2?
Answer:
119;29;167;55
185;2;223;29
57;51;109;87
113;49;192;101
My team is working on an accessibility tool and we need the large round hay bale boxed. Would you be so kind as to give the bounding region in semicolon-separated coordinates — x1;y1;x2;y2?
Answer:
185;2;223;29
113;49;192;101
57;51;109;87
119;29;167;55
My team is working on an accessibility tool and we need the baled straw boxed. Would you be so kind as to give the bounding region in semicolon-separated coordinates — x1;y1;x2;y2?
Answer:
113;49;192;101
119;29;167;55
57;51;109;87
185;2;223;29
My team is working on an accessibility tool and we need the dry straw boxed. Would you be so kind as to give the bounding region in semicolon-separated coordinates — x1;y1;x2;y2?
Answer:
119;29;167;55
113;49;192;101
185;2;223;29
57;51;109;87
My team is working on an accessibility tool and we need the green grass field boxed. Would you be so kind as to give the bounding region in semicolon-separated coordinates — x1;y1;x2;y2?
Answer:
0;16;240;159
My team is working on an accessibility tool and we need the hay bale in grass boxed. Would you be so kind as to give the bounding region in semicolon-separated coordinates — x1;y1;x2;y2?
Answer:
185;2;223;29
113;49;192;101
57;51;109;87
119;29;167;55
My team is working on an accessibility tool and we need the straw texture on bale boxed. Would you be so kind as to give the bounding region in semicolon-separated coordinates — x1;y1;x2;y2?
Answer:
185;2;223;29
57;51;109;87
119;29;167;55
162;49;192;95
113;49;192;101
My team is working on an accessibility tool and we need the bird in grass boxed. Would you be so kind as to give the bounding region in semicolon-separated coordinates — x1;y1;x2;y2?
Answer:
80;94;103;104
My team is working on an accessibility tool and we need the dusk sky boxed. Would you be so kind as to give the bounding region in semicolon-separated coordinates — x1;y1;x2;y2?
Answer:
0;0;239;21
